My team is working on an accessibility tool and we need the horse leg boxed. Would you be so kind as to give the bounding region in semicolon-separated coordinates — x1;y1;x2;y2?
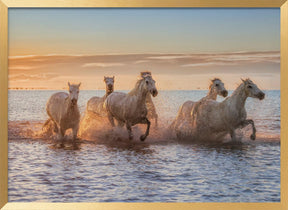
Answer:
117;120;125;127
230;130;239;142
72;124;79;141
107;113;115;127
176;128;183;139
50;120;59;133
140;118;151;141
126;122;133;140
155;114;158;128
52;123;58;133
59;127;65;140
240;119;256;140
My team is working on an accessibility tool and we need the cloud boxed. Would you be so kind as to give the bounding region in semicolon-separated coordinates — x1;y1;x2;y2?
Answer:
82;63;125;68
181;62;234;67
7;51;280;90
9;66;36;70
9;51;280;67
8;51;280;75
134;60;150;64
9;73;59;81
9;55;39;59
147;55;192;60
179;51;280;68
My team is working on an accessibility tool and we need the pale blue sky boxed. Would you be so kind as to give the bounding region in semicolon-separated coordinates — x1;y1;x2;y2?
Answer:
9;8;280;55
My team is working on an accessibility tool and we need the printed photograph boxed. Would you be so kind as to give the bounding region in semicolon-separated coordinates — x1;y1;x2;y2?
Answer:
8;8;280;202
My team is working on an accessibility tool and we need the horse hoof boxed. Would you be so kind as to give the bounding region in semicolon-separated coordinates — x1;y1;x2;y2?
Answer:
250;134;256;140
140;135;146;141
55;142;64;148
74;137;80;141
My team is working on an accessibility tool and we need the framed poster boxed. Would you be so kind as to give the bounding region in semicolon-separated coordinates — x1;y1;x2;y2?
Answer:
0;0;287;210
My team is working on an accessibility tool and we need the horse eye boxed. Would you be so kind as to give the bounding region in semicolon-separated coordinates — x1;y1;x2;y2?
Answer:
69;91;72;93
146;81;149;84
215;84;219;87
248;85;252;89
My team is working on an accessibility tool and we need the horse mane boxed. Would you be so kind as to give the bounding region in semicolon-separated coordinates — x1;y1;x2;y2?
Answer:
242;78;253;84
230;78;252;97
104;76;114;80
140;71;152;78
128;78;146;96
128;75;152;96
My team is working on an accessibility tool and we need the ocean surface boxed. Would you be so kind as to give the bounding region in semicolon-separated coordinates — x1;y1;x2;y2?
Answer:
8;90;280;202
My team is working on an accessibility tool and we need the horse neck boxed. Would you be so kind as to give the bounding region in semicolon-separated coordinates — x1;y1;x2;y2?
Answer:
206;87;217;100
226;84;247;110
128;80;149;104
104;86;114;98
65;97;79;113
146;92;152;102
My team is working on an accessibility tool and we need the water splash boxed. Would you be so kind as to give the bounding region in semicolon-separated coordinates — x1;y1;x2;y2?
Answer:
8;110;280;150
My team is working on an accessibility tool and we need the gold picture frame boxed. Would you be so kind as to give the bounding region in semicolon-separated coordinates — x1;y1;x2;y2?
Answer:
0;0;287;209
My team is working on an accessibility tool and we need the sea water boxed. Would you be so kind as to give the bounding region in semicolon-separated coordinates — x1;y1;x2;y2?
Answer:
8;90;280;202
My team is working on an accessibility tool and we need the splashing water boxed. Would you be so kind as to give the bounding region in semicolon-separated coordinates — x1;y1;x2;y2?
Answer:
8;89;280;146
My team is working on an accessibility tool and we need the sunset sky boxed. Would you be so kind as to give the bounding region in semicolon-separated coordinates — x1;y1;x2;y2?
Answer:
8;9;280;90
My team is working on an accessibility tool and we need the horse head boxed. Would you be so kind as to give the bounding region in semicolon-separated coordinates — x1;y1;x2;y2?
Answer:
241;78;265;100
68;82;81;105
104;76;115;94
143;75;158;97
140;71;152;78
210;78;228;97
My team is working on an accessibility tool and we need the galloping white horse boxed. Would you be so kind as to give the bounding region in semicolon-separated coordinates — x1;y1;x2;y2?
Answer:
177;79;265;142
171;78;228;131
140;71;158;127
86;76;114;117
44;82;81;140
104;74;158;141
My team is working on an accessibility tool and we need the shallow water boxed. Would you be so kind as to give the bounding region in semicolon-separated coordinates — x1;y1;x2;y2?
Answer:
8;90;280;202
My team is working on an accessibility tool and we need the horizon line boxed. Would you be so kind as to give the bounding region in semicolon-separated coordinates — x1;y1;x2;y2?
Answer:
8;50;280;59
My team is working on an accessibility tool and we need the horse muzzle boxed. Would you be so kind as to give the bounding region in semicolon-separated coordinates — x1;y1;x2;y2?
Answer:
71;99;78;105
258;92;265;100
222;90;228;97
151;89;158;97
107;87;113;93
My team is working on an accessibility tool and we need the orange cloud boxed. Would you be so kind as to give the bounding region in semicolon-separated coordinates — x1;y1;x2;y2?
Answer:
8;51;280;90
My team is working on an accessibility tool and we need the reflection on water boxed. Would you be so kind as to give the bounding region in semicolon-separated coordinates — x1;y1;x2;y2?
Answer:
8;90;280;202
8;139;280;202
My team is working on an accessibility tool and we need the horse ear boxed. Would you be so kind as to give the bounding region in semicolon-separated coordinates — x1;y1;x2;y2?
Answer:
113;76;115;79
78;82;81;87
104;76;106;81
68;82;71;87
241;78;245;83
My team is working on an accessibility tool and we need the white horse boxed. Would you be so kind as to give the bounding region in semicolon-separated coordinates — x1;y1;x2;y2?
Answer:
86;76;114;117
140;71;158;127
177;79;265;142
104;74;158;141
171;78;228;131
44;82;81;141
